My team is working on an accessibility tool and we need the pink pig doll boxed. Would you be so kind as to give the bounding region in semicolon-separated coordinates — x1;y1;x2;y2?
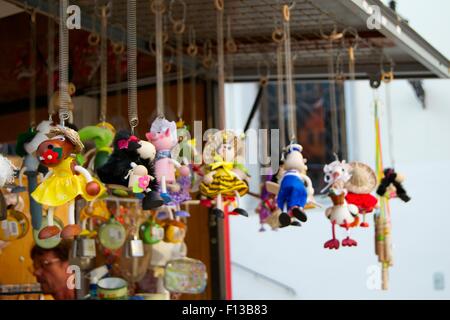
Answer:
146;117;188;203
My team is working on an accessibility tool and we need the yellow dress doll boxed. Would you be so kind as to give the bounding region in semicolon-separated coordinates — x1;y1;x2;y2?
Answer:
32;126;106;240
200;130;249;218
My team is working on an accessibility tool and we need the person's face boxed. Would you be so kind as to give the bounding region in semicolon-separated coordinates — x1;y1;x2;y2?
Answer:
32;252;70;295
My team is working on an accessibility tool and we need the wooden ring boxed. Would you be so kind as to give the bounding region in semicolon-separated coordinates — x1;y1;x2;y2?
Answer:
187;44;198;57
68;83;76;96
272;28;285;43
215;0;224;11
173;21;186;34
164;62;173;73
283;5;290;22
151;0;166;14
88;33;100;46
226;39;237;53
113;42;125;55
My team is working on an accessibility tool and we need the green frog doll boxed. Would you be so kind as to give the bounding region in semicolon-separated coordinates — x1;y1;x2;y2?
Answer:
200;130;249;218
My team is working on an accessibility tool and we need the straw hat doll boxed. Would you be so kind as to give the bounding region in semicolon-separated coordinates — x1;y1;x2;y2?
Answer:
32;126;106;239
200;130;250;218
344;162;379;228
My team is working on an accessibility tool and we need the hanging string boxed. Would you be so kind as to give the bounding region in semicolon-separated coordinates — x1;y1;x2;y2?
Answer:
215;0;226;130
328;46;339;156
112;24;125;121
169;0;186;120
282;3;296;143
47;3;55;119
29;10;37;128
188;25;197;125
59;0;70;126
273;18;286;148
259;61;270;166
225;15;237;82
99;4;109;124
152;0;166;117
127;0;138;133
384;65;396;169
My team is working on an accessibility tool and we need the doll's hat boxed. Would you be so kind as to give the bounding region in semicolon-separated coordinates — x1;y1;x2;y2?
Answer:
345;162;377;194
47;126;84;154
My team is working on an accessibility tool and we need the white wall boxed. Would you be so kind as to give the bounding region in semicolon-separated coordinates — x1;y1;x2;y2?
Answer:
227;0;450;299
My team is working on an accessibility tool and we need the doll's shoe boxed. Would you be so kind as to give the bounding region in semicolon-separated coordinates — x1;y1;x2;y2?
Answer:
278;213;291;228
342;237;358;247
212;208;224;219
61;224;82;239
324;239;340;250
232;208;249;217
360;222;369;228
200;199;212;208
291;207;307;222
175;210;190;218
38;226;61;240
290;221;302;227
160;193;172;204
142;191;164;210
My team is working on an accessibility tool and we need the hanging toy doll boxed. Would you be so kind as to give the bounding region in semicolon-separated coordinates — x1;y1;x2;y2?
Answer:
200;130;250;218
376;168;411;202
146;117;188;203
97;130;163;210
255;173;280;232
32;126;106;240
322;158;359;250
276;144;315;228
344;162;379;228
0;155;17;221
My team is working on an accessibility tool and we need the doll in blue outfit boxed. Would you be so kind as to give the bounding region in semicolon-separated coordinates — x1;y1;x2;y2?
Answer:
277;144;314;228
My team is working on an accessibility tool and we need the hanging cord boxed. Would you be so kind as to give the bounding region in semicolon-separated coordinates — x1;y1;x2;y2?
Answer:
152;0;166;117
282;3;296;143
336;53;348;160
169;0;187;120
342;27;359;81
273;16;286;148
59;0;70;126
225;15;237;82
47;3;55;119
215;0;226;130
112;23;126;120
259;61;270;165
188;25;197;124
382;57;396;168
320;19;343;156
99;3;111;124
128;0;138;133
29;10;37;128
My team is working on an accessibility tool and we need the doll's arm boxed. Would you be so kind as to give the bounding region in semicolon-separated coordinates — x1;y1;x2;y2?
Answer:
170;159;182;167
203;171;217;185
300;174;315;196
74;165;94;182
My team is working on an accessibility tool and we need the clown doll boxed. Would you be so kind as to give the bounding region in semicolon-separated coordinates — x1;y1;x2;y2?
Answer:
200;130;250;218
32;126;106;239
